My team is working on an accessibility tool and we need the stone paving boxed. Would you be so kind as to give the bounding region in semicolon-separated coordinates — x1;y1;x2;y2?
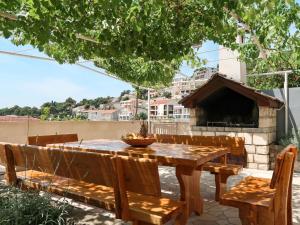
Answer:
1;166;300;225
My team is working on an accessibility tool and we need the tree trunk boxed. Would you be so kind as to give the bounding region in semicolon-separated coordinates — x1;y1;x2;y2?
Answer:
135;90;138;118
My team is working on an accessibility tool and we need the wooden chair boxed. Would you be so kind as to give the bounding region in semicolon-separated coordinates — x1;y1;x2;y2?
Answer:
0;143;187;225
220;145;298;225
155;134;245;201
115;156;187;225
27;133;78;146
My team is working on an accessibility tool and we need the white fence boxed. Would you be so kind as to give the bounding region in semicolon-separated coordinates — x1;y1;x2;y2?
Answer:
150;122;190;135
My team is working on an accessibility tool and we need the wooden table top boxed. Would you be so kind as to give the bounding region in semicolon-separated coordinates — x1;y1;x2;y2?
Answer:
49;139;229;168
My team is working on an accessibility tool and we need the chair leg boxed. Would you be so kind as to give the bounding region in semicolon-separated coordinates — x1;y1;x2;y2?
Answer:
175;207;188;225
287;183;292;225
214;173;231;201
257;206;274;225
239;206;258;225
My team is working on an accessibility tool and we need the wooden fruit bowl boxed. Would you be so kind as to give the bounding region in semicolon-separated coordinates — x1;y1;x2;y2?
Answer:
122;137;156;147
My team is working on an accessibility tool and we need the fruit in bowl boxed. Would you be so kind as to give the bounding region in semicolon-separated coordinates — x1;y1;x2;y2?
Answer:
121;133;156;147
122;121;156;147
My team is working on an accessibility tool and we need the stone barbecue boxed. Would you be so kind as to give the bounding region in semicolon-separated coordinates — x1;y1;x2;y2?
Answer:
180;73;284;170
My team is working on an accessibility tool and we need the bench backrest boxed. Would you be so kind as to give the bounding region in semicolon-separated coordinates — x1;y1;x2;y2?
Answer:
270;145;297;225
1;143;116;187
0;143;162;221
155;134;245;165
27;133;78;146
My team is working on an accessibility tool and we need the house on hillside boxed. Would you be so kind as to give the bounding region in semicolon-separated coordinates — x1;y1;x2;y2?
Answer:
76;109;119;121
149;98;189;121
118;99;147;121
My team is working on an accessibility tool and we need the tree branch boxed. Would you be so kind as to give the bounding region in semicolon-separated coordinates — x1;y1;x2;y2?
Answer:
0;11;17;20
223;7;268;59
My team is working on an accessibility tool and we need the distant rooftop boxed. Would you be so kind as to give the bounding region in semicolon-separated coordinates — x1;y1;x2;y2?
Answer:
80;109;118;114
0;115;40;122
150;98;178;105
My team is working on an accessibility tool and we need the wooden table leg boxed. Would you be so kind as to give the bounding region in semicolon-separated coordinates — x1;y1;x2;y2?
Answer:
214;172;231;201
176;165;202;216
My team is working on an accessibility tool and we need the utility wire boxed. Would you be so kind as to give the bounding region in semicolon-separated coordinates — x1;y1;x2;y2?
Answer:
197;48;225;54
0;50;153;90
15;48;35;53
206;57;236;63
1;49;242;80
76;63;153;90
1;49;239;65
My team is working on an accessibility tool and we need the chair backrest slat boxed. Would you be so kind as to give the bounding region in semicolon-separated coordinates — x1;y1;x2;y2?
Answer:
269;145;297;225
114;156;161;220
116;156;161;197
270;145;297;189
27;133;78;146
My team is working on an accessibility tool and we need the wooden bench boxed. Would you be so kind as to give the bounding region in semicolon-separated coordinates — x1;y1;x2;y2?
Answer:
0;143;187;225
155;134;245;201
220;145;297;225
27;133;79;146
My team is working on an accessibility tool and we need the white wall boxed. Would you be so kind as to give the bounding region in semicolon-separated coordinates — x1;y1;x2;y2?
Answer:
218;36;247;82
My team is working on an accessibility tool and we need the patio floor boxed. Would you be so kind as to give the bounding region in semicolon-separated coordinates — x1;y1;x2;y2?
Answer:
1;166;300;225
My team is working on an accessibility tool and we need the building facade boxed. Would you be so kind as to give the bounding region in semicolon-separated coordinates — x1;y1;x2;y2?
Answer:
76;109;119;121
165;67;217;99
118;99;147;121
149;98;190;122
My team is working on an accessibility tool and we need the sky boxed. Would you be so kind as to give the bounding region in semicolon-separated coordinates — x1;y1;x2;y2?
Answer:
0;38;218;108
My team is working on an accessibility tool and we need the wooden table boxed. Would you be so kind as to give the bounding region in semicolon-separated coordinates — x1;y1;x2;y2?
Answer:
50;139;229;216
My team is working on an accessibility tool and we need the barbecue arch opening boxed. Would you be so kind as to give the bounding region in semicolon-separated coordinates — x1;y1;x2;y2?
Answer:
196;87;259;128
179;73;284;129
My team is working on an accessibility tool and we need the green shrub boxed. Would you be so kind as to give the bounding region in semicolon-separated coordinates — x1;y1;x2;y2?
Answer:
278;131;300;149
0;184;73;225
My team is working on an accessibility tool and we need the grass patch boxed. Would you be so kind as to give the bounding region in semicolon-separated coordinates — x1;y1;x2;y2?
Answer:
0;183;73;225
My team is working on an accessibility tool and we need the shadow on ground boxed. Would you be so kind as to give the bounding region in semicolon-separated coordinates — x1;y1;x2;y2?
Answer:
1;166;300;225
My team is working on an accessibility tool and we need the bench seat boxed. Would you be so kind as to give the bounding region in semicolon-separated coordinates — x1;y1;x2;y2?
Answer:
203;162;242;175
202;162;243;201
17;170;184;225
220;176;275;208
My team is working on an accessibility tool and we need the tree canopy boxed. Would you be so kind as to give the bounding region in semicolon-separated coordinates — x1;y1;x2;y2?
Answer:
233;1;300;73
0;0;299;86
0;96;114;120
0;105;40;117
